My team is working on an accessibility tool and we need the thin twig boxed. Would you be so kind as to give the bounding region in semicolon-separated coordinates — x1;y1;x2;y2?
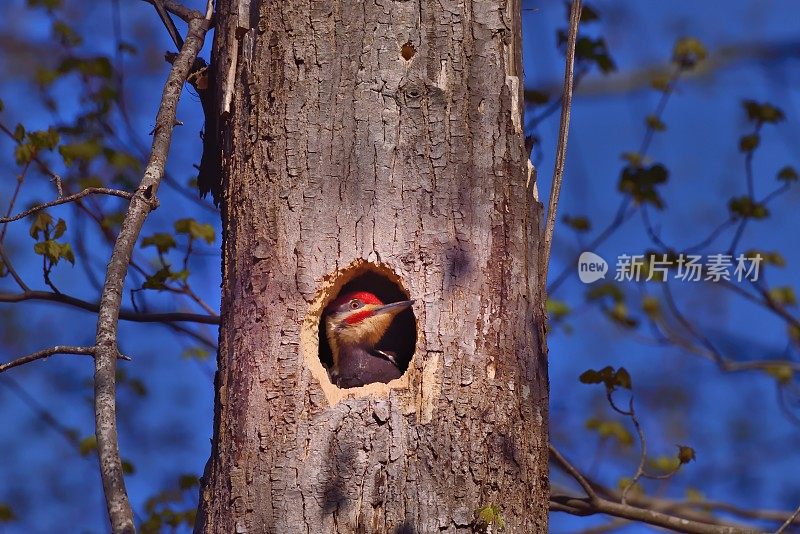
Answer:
775;503;800;534
0;162;30;243
138;0;201;22
547;198;635;295
0;290;219;324
0;345;130;374
0;188;133;224
549;443;598;502
152;0;184;50
541;0;581;285
92;6;213;532
550;495;758;534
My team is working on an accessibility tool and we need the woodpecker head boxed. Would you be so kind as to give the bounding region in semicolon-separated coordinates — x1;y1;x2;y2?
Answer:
324;291;414;369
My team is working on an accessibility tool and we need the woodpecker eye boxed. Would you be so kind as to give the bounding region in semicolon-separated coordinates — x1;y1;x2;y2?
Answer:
349;299;362;310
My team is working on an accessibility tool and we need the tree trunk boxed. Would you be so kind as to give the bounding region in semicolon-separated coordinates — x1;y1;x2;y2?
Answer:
196;0;548;532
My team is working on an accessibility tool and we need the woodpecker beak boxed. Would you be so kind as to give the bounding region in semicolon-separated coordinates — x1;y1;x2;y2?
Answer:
371;299;414;317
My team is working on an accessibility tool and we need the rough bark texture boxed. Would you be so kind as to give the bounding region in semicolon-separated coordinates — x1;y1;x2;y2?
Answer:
197;0;548;532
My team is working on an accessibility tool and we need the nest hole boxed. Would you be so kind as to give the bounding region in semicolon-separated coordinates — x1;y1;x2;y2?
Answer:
318;266;417;388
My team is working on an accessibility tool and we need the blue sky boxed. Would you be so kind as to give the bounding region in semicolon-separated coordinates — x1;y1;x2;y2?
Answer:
1;1;799;532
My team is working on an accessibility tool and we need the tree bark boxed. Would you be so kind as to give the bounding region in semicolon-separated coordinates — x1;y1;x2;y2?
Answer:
196;0;548;532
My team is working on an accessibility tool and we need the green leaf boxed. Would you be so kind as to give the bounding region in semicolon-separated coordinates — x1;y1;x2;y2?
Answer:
743;250;784;267
33;240;74;265
777;166;798;182
475;504;505;530
0;503;15;522
127;377;148;397
620;152;645;168
580;4;600;22
618;163;669;209
677;445;696;464
586;418;633;446
650;73;671;92
14;143;35;165
558;32;616;73
586;282;625;303
526;89;550;105
641;296;660;317
13;123;25;141
686;488;705;502
101;212;125;229
579;369;602;384
743;100;785;124
580;366;632;391
615;367;632;389
118;42;138;55
104;149;141;171
79;435;97;456
645;114;666;131
178;474;199;490
764;364;793;385
61;243;75;264
728;197;769;219
34;68;59;86
143;267;171;290
29;212;53;239
53;218;67;239
78;176;105;189
182;347;211;361
122;459;136;475
672;37;707;69
546;299;571;321
790;324;800;347
27;127;60;151
52;20;82;47
169;269;190;282
141;233;177;254
738;134;760;153
768;286;796;307
58;56;113;79
27;0;63;9
562;214;591;232
59;139;103;166
649;455;680;473
174;218;215;244
608;302;639;329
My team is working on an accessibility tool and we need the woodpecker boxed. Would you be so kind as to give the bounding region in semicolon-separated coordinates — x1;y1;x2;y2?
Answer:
324;291;414;388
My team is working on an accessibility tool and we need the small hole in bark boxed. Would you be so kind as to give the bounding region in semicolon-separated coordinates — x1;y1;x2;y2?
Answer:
400;41;416;61
317;263;417;389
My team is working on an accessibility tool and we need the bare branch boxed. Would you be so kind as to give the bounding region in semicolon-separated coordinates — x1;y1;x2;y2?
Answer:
776;504;800;534
550;494;759;534
0;290;219;324
138;0;202;23
0;162;29;243
549;443;598;502
0;345;130;374
0;188;133;224
0;245;30;291
92;7;213;532
152;0;184;50
540;0;581;282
